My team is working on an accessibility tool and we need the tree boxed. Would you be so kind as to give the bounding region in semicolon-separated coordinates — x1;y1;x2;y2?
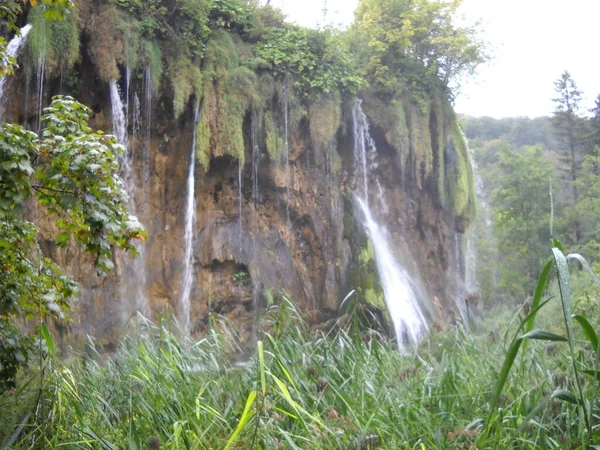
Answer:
0;96;145;391
490;146;555;300
552;71;587;243
352;0;487;97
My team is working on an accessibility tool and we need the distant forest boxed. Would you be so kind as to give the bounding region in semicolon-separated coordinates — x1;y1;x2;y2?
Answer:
460;74;600;304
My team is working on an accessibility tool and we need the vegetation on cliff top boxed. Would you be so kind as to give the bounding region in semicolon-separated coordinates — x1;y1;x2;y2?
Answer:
16;0;483;219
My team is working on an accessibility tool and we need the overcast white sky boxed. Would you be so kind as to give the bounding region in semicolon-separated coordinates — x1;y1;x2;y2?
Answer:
270;0;600;118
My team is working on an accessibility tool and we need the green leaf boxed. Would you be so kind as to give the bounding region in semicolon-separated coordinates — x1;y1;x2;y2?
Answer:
56;231;70;247
224;391;256;450
552;239;565;253
490;338;522;415
581;370;600;382
572;315;599;358
520;329;567;342
551;389;581;405
41;322;55;359
524;260;553;334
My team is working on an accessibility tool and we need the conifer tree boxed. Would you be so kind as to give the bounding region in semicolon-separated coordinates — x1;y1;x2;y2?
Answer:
552;71;587;243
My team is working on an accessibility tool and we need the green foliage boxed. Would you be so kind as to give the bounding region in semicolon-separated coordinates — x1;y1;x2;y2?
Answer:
168;53;202;120
27;5;80;76
2;291;599;447
490;146;554;299
489;245;600;446
352;0;487;97
254;25;364;98
197;32;259;167
0;96;144;391
140;39;163;90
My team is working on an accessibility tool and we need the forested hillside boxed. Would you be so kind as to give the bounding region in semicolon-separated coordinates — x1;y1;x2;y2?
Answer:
462;74;600;303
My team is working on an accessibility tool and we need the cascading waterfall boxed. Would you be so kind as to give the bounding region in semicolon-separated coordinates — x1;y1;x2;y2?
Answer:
352;101;373;206
36;49;46;133
238;161;243;255
109;79;129;148
356;198;429;345
464;158;494;294
143;68;152;189
0;25;33;119
180;106;201;333
352;100;428;348
283;78;291;233
250;111;262;318
109;78;149;318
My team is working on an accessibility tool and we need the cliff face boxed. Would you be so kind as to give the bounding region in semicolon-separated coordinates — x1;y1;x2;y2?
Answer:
3;5;476;348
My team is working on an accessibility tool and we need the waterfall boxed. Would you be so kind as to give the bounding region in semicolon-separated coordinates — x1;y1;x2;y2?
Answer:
352;100;428;348
0;25;33;119
352;101;374;207
35;49;46;133
109;79;129;148
109;78;149;318
283;78;291;233
250;111;262;318
356;199;429;346
238;161;243;255
143;68;152;188
180;106;201;333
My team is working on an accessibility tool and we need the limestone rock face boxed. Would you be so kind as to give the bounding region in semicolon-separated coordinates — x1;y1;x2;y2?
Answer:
3;62;471;349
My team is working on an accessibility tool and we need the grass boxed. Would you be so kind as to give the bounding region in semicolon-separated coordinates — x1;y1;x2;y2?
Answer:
1;249;599;449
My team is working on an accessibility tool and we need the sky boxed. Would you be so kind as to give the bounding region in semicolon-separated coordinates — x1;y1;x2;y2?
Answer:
269;0;600;118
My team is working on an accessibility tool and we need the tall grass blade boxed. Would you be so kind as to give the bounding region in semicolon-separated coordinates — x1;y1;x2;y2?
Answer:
224;391;257;450
490;337;523;415
258;340;266;395
566;253;600;286
551;389;581;406
1;413;31;448
552;246;592;441
572;314;599;358
520;329;567;342
524;260;554;334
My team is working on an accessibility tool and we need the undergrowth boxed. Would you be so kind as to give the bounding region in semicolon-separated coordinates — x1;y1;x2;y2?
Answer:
1;246;599;449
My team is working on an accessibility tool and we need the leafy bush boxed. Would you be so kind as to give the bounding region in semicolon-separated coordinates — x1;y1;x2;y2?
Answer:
0;96;144;390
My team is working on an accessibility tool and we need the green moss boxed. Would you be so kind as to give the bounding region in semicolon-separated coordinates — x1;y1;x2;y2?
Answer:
407;101;433;190
364;288;386;310
197;32;259;167
141;40;163;91
27;6;80;77
429;93;446;205
169;54;203;120
264;110;285;163
445;119;476;225
358;241;375;265
196;110;211;170
86;4;127;81
362;92;409;172
308;91;341;152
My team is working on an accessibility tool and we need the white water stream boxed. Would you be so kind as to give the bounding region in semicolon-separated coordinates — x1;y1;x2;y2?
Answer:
0;25;33;119
352;100;429;347
109;78;149;318
180;106;201;333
